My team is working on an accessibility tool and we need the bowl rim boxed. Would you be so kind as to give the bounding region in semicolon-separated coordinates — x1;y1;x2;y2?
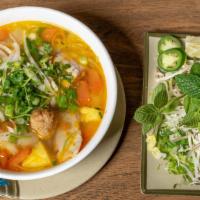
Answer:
0;6;118;180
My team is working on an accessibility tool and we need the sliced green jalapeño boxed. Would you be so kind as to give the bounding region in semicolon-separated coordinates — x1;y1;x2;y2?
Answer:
158;35;182;53
158;48;186;72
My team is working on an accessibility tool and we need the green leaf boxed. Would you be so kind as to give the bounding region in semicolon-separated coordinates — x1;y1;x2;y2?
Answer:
182;109;200;127
157;129;176;153
161;97;180;113
24;66;41;83
152;83;168;108
68;102;78;112
31;96;40;106
175;74;200;98
142;124;153;134
26;38;41;61
42;42;52;55
8;134;18;143
10;70;24;85
183;96;200;113
191;63;200;76
5;104;14;117
167;157;187;175
64;88;77;100
56;95;68;109
183;95;191;113
134;104;163;125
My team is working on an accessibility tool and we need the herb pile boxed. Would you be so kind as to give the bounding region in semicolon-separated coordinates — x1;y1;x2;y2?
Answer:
134;35;200;184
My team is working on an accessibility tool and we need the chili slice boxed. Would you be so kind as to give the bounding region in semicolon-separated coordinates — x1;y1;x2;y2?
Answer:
158;48;186;72
158;35;182;53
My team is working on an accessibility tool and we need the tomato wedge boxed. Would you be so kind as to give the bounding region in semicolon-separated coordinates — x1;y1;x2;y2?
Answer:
0;150;9;169
8;148;31;171
77;80;91;106
87;69;103;94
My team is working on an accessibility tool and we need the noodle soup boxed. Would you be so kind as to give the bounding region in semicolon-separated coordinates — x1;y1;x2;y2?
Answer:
0;21;106;172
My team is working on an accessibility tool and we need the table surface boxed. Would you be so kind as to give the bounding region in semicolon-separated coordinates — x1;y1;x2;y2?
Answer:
1;0;200;200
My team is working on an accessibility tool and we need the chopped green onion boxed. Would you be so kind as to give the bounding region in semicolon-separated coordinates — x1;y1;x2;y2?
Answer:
68;102;78;112
57;95;68;109
31;97;40;106
24;67;41;83
5;104;14;117
13;61;21;68
9;134;18;143
15;117;26;125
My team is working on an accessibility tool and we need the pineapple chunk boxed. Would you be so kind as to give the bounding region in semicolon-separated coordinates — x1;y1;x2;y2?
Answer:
22;142;52;168
80;107;101;122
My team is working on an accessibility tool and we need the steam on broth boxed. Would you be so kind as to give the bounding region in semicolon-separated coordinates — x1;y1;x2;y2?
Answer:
0;21;106;172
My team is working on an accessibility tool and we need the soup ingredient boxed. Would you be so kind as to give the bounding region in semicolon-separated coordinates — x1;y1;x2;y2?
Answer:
9;35;21;62
158;35;182;53
80;107;102;122
0;29;8;41
54;111;82;163
77;80;91;106
24;34;56;95
22;142;52;169
0;34;20;63
158;48;186;72
79;56;88;66
87;69;103;94
81;121;99;146
56;131;82;163
30;109;55;140
61;79;70;88
0;141;18;155
17;135;38;147
41;28;57;42
0;21;106;172
8;147;31;171
0;150;9;168
56;88;78;111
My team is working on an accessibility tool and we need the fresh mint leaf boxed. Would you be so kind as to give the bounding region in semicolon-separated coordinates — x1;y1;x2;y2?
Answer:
184;96;200;113
191;63;200;76
161;97;180;113
183;95;191;113
134;104;163;125
175;74;200;99
182;109;200;127
152;83;168;109
142;124;153;134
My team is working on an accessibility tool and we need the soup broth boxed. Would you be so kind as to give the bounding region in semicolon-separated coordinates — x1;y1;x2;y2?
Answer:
0;21;106;172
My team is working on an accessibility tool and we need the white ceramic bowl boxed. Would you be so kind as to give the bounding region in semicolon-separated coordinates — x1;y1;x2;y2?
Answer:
0;6;117;180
